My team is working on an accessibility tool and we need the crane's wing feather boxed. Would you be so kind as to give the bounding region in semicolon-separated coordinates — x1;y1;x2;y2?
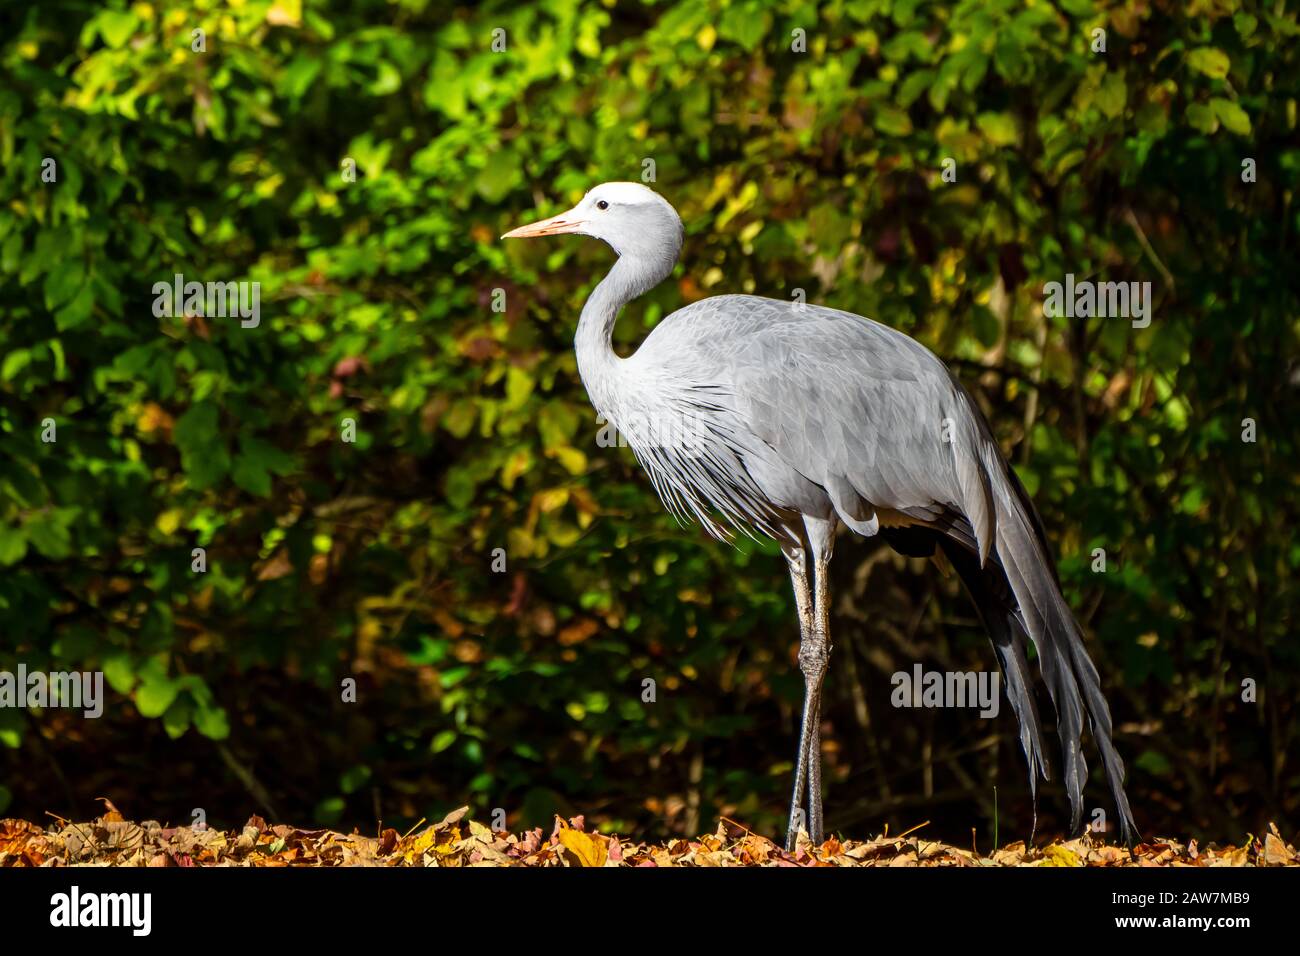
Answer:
644;295;995;554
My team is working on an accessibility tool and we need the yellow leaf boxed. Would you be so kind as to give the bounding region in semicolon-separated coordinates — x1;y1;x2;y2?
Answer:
156;509;183;536
536;488;569;513
266;0;302;27
1041;845;1082;867
555;446;587;475
405;828;439;862
501;449;532;489
558;828;608;867
433;826;461;854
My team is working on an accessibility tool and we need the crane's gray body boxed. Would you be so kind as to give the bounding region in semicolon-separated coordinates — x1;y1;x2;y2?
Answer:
505;181;1138;846
619;293;987;550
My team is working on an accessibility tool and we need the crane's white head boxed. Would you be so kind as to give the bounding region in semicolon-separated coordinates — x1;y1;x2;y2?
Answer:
502;182;683;266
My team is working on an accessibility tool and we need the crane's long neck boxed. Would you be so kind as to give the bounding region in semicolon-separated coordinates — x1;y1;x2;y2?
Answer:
575;252;672;405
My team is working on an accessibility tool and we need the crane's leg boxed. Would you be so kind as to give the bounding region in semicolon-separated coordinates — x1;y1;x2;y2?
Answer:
782;540;814;851
804;515;836;845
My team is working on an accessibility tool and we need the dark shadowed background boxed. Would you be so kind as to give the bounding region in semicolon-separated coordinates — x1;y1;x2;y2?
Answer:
0;0;1296;846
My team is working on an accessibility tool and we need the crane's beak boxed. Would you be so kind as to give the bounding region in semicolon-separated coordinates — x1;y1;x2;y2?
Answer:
500;209;586;240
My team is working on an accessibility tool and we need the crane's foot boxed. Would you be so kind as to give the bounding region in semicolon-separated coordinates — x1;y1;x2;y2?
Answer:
782;773;825;851
784;817;801;853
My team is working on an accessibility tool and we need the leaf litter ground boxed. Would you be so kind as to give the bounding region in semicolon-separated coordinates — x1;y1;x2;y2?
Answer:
3;805;1295;867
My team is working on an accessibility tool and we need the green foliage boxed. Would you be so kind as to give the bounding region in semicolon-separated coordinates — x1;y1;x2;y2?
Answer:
0;0;1297;841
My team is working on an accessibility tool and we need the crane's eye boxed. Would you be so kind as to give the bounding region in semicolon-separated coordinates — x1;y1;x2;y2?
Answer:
596;200;609;210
